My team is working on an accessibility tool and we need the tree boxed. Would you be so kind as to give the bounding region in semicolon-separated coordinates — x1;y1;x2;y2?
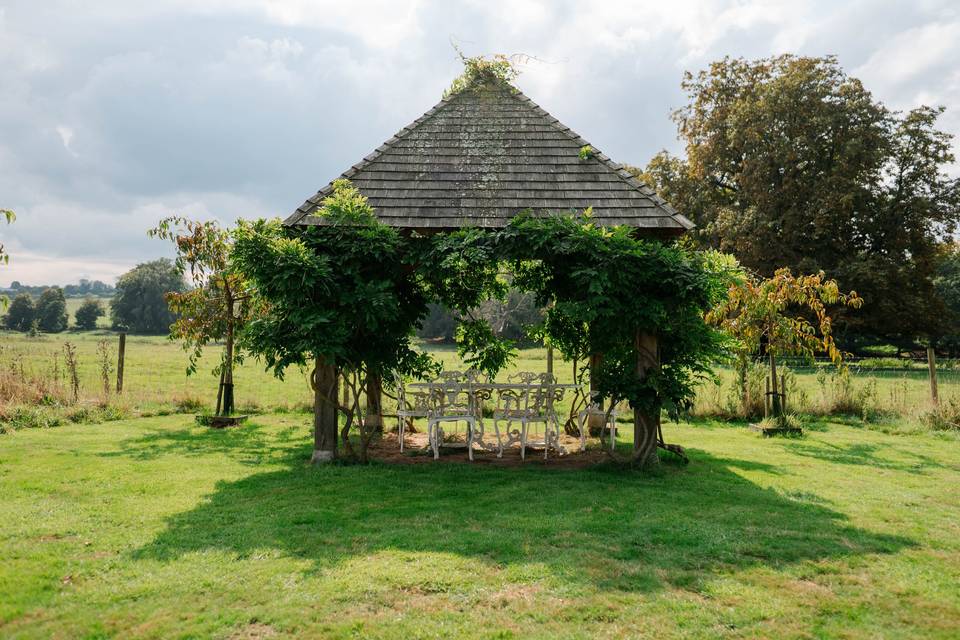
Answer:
4;292;35;331
149;216;256;416
0;209;12;266
110;259;186;334
35;287;68;333
232;180;435;462
1;209;13;310
642;55;960;349
707;267;863;419
74;297;105;330
932;243;960;354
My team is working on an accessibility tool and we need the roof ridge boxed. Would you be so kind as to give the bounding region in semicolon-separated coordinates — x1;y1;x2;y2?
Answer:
505;86;693;229
283;91;467;226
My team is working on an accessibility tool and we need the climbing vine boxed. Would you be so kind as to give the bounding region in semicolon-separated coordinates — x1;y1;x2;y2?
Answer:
443;52;522;98
234;180;727;465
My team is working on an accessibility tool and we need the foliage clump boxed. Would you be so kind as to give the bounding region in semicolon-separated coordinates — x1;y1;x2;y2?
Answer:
150;216;256;416
641;54;960;349
74;297;105;330
443;53;520;98
110;259;186;334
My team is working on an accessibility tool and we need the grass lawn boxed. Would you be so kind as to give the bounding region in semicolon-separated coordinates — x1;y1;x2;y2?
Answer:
1;415;958;638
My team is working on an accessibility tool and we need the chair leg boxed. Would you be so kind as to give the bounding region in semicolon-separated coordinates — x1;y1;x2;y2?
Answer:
520;421;527;460
429;420;439;460
493;417;503;458
467;419;474;462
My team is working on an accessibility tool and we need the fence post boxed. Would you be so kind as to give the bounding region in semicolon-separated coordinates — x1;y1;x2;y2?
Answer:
780;373;787;414
546;344;554;376
928;346;939;406
116;332;126;394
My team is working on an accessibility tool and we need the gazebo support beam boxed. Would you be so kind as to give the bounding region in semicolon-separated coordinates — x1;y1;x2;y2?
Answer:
633;331;660;467
364;372;384;435
587;353;605;436
311;357;339;464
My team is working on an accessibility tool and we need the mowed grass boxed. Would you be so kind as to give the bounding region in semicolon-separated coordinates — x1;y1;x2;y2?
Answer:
1;414;958;638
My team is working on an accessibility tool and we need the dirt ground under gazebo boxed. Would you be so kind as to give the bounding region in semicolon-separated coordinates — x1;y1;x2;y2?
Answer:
368;430;612;468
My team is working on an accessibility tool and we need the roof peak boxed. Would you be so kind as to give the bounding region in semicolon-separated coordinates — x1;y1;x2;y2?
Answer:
286;73;693;234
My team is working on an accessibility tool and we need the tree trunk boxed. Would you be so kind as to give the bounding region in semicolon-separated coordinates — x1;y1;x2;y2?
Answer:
363;372;384;436
928;346;939;407
769;352;781;418
587;352;605;436
737;354;748;416
311;357;339;464
632;331;660;467
220;298;235;416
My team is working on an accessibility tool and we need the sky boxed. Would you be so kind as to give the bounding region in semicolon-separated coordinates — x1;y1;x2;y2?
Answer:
1;0;958;285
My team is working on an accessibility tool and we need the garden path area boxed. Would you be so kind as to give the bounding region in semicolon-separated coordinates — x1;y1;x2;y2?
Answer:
1;414;958;638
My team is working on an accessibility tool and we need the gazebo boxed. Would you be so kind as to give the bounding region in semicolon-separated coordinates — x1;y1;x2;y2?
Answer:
284;73;693;460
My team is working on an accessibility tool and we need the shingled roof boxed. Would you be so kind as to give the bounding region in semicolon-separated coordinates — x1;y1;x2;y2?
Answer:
285;77;693;234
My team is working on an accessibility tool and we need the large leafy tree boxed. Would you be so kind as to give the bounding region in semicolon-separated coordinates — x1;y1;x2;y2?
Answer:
36;287;68;333
150;217;255;416
4;292;35;331
233;180;435;462
110;259;186;334
642;55;960;348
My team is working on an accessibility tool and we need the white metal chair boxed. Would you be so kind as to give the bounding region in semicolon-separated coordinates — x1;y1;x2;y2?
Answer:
491;386;525;458
395;382;431;452
427;384;479;461
578;401;618;451
520;373;565;460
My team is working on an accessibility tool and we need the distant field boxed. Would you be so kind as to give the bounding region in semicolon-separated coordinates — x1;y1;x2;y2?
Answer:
0;329;956;428
63;296;112;329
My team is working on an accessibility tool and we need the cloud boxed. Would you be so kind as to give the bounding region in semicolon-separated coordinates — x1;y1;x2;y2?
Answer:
1;0;958;284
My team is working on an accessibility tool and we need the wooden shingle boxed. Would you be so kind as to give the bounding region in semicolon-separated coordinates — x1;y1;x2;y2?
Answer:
285;78;693;234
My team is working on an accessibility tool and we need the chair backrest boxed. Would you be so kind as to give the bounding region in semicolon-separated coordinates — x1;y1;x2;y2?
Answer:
429;383;473;416
495;386;527;415
435;370;465;384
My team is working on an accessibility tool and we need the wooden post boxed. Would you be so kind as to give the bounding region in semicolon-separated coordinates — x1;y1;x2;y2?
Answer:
116;332;126;394
632;331;660;466
928;346;939;407
587;352;604;435
780;373;787;414
311;357;339;463
769;353;781;417
363;372;384;435
546;344;554;376
764;377;770;418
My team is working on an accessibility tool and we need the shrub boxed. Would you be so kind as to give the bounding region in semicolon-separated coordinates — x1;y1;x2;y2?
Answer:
4;293;35;331
920;398;960;431
75;297;105;330
36;287;68;333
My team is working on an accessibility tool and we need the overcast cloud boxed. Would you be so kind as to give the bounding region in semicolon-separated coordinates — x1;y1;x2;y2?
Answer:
1;0;958;284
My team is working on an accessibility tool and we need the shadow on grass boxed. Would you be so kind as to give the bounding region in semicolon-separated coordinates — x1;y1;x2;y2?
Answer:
125;418;914;595
781;440;946;474
97;417;306;466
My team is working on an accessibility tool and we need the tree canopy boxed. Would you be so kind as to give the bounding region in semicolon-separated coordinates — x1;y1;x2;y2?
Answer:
110;259;185;334
4;292;34;331
36;287;68;333
74;297;105;331
641;54;960;349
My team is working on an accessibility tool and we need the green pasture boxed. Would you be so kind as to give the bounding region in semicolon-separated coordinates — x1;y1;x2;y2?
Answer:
1;413;958;638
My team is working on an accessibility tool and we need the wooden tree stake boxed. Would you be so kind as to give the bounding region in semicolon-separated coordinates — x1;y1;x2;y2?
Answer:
116;332;126;394
928;347;939;407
